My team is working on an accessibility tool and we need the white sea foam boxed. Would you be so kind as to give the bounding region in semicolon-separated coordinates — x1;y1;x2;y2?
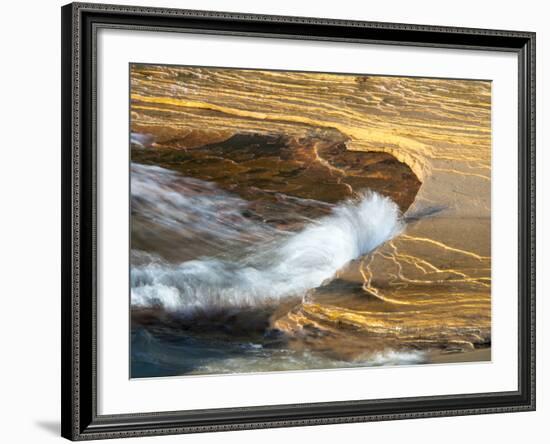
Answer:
131;167;404;315
367;350;427;366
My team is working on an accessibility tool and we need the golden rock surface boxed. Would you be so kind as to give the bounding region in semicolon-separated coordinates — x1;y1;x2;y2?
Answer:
130;64;491;360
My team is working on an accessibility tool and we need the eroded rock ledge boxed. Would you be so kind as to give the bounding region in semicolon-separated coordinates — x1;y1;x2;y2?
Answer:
131;129;422;220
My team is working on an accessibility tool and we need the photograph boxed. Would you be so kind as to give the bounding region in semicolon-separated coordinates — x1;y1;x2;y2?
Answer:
129;64;492;378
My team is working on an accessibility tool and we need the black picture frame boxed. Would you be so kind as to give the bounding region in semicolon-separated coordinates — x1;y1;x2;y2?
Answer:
61;2;536;440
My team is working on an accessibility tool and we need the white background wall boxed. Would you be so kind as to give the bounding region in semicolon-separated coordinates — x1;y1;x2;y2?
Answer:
0;0;546;443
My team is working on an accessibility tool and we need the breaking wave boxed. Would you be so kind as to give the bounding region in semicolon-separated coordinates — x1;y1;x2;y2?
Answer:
131;163;404;316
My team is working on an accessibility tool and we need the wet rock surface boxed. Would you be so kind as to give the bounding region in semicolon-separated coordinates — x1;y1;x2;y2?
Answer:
129;65;492;377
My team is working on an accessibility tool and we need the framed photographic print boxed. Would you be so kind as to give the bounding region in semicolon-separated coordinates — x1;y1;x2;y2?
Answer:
61;2;536;440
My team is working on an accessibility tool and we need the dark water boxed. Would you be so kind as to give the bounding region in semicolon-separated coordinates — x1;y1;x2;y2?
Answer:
131;324;427;378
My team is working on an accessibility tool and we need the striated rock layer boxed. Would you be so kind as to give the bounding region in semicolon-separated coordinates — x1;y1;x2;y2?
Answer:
130;64;491;366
